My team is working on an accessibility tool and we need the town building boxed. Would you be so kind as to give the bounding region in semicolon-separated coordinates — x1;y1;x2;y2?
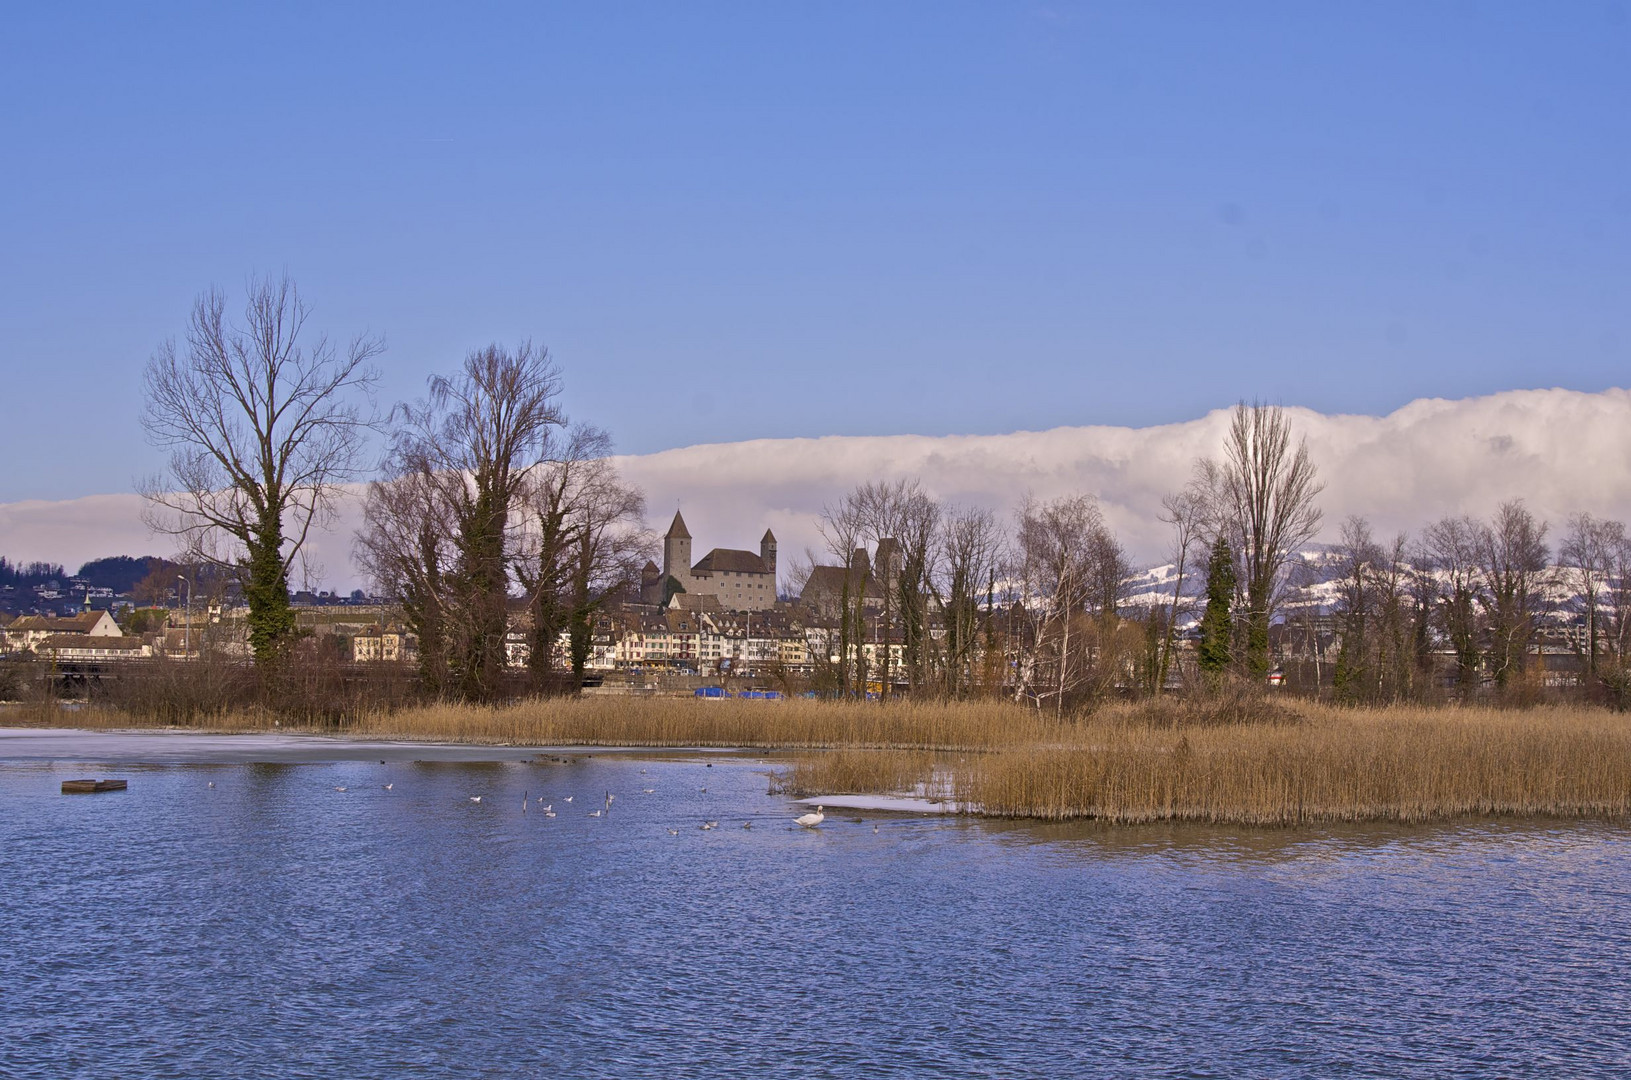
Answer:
3;610;122;653
648;512;779;612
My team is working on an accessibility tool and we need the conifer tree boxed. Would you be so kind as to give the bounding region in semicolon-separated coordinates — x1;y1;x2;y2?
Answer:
1197;535;1236;676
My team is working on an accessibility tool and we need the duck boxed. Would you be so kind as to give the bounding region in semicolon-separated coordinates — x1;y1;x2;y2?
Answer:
795;805;825;828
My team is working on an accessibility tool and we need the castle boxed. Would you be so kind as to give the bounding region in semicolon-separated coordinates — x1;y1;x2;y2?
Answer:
641;511;778;612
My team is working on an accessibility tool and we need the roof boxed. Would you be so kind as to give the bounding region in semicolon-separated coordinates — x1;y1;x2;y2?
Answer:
692;548;770;575
802;564;882;600
38;634;149;652
8;612;115;635
762;528;777;544
665;511;691;540
667;592;723;614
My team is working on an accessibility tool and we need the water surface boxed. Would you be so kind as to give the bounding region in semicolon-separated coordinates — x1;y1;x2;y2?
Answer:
3;734;1629;1078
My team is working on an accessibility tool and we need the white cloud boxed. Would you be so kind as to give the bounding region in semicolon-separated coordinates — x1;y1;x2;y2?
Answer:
5;387;1629;588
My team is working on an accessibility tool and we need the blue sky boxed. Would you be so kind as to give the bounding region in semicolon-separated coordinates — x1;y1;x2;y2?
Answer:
2;2;1628;503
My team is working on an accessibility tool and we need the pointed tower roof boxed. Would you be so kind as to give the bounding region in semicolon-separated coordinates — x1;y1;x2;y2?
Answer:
665;511;691;540
762;528;777;543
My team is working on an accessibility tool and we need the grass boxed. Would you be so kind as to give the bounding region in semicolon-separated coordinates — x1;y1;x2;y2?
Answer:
9;693;1631;825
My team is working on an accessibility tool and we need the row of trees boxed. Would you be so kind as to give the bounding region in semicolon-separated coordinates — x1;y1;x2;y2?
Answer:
1308;505;1631;704
139;277;1631;708
142;277;649;702
804;403;1326;708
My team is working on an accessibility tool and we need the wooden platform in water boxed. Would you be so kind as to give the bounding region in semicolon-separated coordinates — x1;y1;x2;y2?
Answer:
61;778;128;794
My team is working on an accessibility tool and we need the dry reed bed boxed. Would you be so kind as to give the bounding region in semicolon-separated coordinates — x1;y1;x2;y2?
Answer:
11;696;1630;825
355;696;1079;750
782;705;1631;824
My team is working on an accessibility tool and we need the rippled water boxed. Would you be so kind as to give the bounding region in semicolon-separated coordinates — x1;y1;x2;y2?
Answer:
4;738;1630;1078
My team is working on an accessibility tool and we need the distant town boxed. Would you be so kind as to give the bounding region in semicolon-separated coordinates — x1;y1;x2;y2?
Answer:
2;498;1617;703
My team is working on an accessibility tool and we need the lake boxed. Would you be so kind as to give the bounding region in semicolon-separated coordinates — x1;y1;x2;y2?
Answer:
3;730;1629;1078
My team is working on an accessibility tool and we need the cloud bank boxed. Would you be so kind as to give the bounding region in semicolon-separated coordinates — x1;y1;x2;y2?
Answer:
4;388;1628;588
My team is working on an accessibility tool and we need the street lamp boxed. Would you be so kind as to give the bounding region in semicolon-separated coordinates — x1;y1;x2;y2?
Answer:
177;576;191;659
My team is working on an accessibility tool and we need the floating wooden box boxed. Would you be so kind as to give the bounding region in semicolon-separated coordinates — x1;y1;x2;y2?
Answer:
61;779;128;794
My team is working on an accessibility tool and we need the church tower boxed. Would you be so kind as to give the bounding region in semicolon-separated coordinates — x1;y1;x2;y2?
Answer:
663;511;693;589
760;528;778;582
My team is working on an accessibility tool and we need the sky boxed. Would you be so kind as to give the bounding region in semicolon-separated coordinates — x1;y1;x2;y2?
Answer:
9;387;1631;589
2;3;1629;512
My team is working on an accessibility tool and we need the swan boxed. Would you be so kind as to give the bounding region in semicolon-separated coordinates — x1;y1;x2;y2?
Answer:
334;786;347;792
589;809;603;817
795;805;825;828
384;783;393;791
469;796;482;803
564;796;573;803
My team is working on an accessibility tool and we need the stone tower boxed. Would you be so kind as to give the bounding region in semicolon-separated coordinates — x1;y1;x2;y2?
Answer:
760;528;778;583
663;511;693;589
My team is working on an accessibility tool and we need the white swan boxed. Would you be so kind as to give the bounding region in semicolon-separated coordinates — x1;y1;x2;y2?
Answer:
384;783;393;791
469;796;482;803
795;805;825;828
589;809;603;817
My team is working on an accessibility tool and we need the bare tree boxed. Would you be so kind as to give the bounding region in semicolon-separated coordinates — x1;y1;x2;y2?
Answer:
1155;485;1207;694
1200;402;1324;679
935;506;1003;698
1560;512;1626;678
512;425;616;685
1476;500;1550;691
1421;515;1485;695
356;461;454;695
560;460;651;684
1331;515;1382;702
142;276;381;664
1015;494;1112;715
889;485;942;695
389;342;565;702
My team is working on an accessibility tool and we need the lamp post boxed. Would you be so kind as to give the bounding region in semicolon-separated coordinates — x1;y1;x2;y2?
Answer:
176;576;191;659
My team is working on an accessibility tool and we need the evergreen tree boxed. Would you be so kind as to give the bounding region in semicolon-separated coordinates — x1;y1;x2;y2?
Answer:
1197;535;1236;676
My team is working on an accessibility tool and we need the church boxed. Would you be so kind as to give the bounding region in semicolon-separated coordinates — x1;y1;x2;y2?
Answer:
641;512;778;612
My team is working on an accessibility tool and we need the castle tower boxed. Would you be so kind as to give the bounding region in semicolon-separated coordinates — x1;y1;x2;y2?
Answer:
760;528;778;583
663;511;693;588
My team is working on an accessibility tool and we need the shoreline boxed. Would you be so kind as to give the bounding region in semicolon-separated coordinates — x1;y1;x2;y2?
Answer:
9;697;1631;825
0;726;762;766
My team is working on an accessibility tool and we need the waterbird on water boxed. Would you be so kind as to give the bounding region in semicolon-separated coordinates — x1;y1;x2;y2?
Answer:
668;828;679;836
470;796;482;803
589;809;603;817
795;806;825;828
564;796;573;803
384;783;393;791
643;788;655;794
335;786;347;792
207;782;215;789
